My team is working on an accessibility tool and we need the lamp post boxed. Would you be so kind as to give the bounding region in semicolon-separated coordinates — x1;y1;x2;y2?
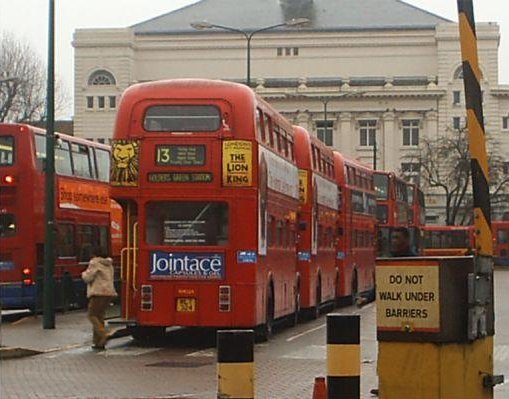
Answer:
191;18;309;86
373;134;377;170
43;0;56;329
286;92;365;147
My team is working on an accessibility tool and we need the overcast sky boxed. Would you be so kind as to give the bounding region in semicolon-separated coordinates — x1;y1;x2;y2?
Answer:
1;0;508;118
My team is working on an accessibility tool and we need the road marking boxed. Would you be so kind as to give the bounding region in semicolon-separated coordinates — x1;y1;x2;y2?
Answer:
187;348;215;357
286;323;326;342
282;344;325;360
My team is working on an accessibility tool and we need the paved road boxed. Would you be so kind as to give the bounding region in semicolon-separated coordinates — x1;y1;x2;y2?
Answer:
1;269;508;398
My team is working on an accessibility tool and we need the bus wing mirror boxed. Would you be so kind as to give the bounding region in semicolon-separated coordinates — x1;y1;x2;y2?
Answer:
298;221;307;231
337;227;344;236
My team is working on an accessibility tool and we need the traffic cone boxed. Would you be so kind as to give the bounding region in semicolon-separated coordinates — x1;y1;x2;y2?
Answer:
312;376;326;399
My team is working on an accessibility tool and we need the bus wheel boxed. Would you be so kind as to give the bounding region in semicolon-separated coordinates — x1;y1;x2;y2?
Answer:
256;285;274;342
368;271;376;303
129;326;166;344
334;273;341;308
311;279;321;319
351;271;359;306
289;288;300;327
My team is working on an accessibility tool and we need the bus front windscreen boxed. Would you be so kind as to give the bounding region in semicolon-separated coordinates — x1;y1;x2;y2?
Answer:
374;174;389;200
0;136;14;166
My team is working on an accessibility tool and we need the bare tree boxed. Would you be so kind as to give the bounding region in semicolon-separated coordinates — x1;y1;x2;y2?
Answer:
402;127;509;225
0;32;68;123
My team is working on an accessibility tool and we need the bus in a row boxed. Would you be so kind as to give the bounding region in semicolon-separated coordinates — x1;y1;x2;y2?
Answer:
421;221;509;264
374;171;410;256
493;221;509;266
110;79;376;340
0;123;122;311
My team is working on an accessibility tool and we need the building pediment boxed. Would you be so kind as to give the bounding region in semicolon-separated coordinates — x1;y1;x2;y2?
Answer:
132;0;450;35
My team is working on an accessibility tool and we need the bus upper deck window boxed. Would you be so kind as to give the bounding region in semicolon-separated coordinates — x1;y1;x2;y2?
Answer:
144;105;221;132
0;136;14;166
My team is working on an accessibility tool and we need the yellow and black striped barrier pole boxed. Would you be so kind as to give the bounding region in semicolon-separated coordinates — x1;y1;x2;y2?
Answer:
457;0;502;393
457;0;492;256
217;329;254;399
326;314;360;399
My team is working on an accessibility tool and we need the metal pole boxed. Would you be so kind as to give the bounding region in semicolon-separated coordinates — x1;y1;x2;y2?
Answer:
373;135;377;170
43;0;56;329
246;34;252;87
323;100;329;145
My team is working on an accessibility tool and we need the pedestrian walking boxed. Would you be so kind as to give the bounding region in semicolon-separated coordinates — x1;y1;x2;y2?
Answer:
81;246;117;350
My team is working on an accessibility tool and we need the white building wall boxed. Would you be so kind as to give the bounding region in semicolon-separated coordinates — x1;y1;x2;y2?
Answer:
73;20;509;222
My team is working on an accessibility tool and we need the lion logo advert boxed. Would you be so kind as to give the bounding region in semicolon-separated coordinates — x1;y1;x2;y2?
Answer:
111;140;140;186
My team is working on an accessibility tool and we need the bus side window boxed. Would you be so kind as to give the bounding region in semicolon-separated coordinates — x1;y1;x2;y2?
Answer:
56;223;76;258
71;143;93;179
256;109;265;142
77;225;94;262
35;134;47;171
55;140;73;176
267;216;275;247
94;148;110;182
265;114;273;147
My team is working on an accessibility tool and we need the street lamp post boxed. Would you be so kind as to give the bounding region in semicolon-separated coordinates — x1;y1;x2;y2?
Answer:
43;0;56;329
191;18;309;87
373;134;377;170
286;92;365;147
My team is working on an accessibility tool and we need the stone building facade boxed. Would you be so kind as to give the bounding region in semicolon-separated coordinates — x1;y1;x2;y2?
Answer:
73;0;509;222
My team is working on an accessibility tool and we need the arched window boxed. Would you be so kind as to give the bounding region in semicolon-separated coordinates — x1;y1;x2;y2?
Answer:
453;65;483;81
453;66;464;80
88;70;116;86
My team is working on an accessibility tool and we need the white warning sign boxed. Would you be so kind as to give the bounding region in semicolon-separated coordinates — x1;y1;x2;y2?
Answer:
376;264;440;333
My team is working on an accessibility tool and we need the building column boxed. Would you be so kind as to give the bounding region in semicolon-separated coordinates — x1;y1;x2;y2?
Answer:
338;112;353;155
424;110;438;141
296;111;312;131
382;111;396;171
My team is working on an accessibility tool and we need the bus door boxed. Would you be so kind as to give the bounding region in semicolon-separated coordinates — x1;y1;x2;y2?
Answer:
120;200;138;320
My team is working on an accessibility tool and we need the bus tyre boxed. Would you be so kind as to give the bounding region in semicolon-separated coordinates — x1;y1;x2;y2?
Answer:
289;289;300;327
311;279;321;319
129;326;166;343
351;271;359;306
334;273;341;308
257;285;274;342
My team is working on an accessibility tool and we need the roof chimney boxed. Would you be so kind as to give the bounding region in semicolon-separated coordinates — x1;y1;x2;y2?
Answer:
279;0;314;24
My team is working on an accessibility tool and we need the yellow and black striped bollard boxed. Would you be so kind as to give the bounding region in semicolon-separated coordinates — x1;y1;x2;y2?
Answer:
326;314;360;399
217;329;254;399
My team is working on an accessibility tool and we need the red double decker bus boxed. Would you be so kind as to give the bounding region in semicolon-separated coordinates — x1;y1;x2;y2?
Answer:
406;182;426;255
493;221;509;266
0;123;121;311
111;79;300;340
293;126;338;317
421;225;475;256
334;153;376;302
374;171;409;256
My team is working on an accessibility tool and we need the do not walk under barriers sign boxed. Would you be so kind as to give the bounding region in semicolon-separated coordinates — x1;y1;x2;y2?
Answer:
375;256;493;343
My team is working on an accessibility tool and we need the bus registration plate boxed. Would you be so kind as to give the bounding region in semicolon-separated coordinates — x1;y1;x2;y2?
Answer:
176;298;196;312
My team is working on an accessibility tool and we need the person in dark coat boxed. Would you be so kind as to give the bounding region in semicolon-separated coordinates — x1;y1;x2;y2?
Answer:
390;227;418;257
